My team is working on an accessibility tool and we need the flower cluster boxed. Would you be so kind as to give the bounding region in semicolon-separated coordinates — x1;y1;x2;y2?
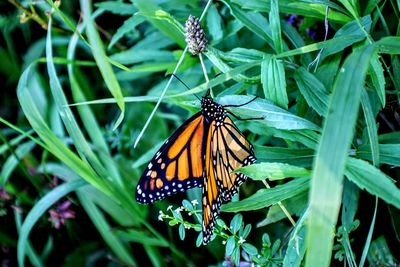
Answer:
48;200;75;229
184;15;208;55
157;200;276;266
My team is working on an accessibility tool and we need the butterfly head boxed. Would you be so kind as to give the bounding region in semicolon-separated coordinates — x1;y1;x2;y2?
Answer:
201;97;226;122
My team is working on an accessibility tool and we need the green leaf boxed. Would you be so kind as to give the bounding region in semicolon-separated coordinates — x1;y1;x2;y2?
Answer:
196;233;203;247
375;37;400;55
260;192;308;227
179;224;185;240
111;49;176;65
207;3;224;43
261;56;288;109
109;15;146;49
294;67;329;116
222;177;309;212
132;0;185;47
241;224;252;239
219;95;319;131
357;144;400;166
230;214;243;234
18;179;86;267
234;162;311;181
232;247;241;267
137;9;185;37
95;1;137;15
226;236;236;256
205;48;261;84
242;243;258;256
254;146;314;168
222;1;272;45
319;16;372;61
230;0;351;24
345;158;400;208
305;45;374;267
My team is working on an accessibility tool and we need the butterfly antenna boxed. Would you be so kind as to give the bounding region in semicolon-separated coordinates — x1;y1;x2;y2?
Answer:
172;74;201;101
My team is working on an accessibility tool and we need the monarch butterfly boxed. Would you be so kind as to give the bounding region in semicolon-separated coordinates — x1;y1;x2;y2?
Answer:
136;92;256;243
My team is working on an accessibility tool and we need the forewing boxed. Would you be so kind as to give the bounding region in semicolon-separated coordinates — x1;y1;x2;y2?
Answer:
136;112;206;204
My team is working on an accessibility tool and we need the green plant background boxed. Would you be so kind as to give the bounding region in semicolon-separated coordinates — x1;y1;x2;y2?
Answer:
1;0;400;266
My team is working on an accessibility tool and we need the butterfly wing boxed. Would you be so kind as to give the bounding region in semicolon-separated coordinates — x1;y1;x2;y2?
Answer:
212;116;256;202
202;116;256;243
136;112;207;204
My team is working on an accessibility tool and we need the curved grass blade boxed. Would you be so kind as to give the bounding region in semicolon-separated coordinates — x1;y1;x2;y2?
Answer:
66;10;125;188
80;0;125;131
17;179;86;267
17;65;111;196
14;208;44;267
77;190;137;266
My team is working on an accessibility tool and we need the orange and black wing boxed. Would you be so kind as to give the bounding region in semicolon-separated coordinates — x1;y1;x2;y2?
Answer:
136;112;207;204
202;116;256;243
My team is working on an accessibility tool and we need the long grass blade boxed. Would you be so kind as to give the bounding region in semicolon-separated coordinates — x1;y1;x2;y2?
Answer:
305;45;374;267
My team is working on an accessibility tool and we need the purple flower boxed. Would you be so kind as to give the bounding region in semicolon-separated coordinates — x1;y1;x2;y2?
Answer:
49;176;61;188
287;15;296;25
27;166;37;176
223;256;253;267
306;28;317;40
0;187;11;201
48;200;75;229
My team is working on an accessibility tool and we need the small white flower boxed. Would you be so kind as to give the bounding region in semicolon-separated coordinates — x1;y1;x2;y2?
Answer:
167;205;173;211
238;236;246;244
222;240;226;245
158;210;165;221
175;207;183;213
191;199;199;206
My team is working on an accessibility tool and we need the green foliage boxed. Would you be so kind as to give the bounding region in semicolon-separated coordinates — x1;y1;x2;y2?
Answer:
1;0;400;266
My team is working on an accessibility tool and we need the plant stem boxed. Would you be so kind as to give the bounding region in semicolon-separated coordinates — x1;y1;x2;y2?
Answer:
134;0;214;148
199;53;213;98
262;180;296;227
8;0;48;30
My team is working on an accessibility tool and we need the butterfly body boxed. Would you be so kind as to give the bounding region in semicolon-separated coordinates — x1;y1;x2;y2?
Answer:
136;96;256;243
